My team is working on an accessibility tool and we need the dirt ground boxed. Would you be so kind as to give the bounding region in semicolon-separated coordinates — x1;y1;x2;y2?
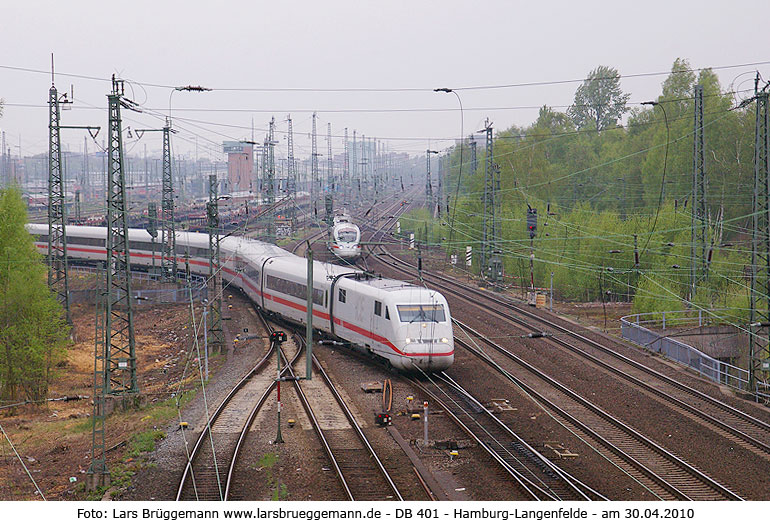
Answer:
0;297;214;501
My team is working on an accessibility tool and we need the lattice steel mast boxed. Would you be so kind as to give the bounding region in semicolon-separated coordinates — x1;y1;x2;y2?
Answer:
352;130;359;205
135;122;175;280
87;265;108;490
105;75;137;394
360;134;368;202
371;138;380;202
311;113;319;216
266;117;276;243
47;69;71;323
207;173;223;354
343;128;349;206
480;118;502;282
327;122;333;193
426;149;437;213
469;135;477;173
161;120;176;281
286;115;296;222
691;84;709;300
750;74;770;394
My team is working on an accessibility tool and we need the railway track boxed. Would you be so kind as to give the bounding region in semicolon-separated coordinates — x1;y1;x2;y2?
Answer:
361;211;745;500
290;200;613;501
452;321;742;500
407;371;606;501
371;245;770;462
268;326;410;500
176;318;298;501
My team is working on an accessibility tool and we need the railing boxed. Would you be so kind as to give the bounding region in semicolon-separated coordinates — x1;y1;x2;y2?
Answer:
621;310;770;400
69;265;207;305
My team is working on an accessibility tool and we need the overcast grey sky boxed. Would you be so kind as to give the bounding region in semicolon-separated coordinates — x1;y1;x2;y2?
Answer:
1;0;769;161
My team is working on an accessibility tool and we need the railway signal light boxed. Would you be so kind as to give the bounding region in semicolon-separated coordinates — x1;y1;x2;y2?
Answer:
374;413;392;426
527;207;537;239
270;331;287;343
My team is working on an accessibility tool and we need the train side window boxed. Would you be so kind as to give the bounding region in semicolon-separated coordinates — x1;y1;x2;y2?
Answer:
385;306;390;320
338;289;346;303
374;300;382;317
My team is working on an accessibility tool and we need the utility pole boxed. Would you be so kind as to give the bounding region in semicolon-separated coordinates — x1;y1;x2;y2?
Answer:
491;162;503;285
104;75;137;395
749;73;770;394
261;136;268;201
351;130;358;205
161;121;176;281
438;153;445;218
480;119;498;280
47;62;72;324
135;122;176;281
143;143;148;204
83;137;89;201
286;115;296;223
373;138;380;200
691;84;708;301
469;135;477;174
207;173;224;354
74;190;81;223
1;131;6;187
266;117;276;243
325;123;334;224
327;122;333;193
360;134;368;203
87;264;109;490
426;149;438;216
343;128;349;206
311;113;319;217
147;202;158;276
369;138;375;199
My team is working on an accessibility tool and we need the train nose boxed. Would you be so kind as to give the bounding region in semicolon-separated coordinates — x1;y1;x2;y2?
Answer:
333;246;360;258
399;339;454;372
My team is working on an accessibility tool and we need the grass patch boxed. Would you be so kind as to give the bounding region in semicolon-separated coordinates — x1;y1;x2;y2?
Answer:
258;452;288;501
141;389;197;423
128;429;166;458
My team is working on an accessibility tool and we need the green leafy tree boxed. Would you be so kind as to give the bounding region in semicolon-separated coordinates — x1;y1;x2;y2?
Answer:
0;187;69;402
568;66;630;132
661;58;696;112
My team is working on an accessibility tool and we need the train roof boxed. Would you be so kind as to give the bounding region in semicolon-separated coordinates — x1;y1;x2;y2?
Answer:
26;223;442;301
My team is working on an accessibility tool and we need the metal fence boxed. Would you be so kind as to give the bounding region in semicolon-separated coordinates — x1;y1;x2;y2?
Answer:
69;265;207;305
621;310;770;399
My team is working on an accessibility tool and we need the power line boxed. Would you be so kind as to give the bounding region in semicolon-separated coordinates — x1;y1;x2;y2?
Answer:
2;59;768;93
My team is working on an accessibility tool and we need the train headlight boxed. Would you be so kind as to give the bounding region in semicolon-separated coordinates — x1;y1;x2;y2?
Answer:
405;338;411;344
441;337;449;343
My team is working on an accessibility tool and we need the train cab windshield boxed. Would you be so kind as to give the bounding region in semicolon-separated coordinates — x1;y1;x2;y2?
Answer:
396;304;446;323
337;228;358;243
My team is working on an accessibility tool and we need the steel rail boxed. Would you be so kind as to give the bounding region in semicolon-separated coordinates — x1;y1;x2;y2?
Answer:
375;247;770;458
452;320;743;501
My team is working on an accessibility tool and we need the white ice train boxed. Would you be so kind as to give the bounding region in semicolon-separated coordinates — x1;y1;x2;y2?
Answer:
27;224;454;372
328;214;361;261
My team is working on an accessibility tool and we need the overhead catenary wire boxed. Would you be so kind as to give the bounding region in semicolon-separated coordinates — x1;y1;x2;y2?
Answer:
2;59;768;92
0;421;46;500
